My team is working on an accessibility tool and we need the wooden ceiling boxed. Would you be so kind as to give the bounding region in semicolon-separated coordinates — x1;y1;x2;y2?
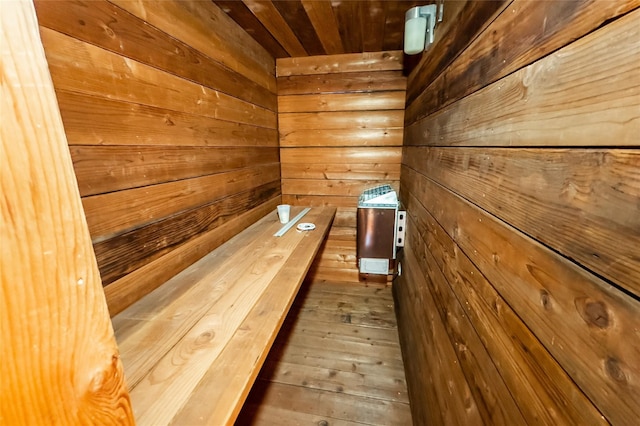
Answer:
212;1;424;58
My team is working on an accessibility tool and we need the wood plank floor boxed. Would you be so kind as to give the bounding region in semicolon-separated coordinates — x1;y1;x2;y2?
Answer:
236;279;412;425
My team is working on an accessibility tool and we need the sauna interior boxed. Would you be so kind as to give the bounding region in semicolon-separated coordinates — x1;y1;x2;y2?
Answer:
2;0;639;424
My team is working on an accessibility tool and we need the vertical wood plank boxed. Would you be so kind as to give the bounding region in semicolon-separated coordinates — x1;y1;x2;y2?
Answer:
0;1;133;423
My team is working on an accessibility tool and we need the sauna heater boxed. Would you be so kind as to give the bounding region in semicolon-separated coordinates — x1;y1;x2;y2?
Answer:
356;185;406;276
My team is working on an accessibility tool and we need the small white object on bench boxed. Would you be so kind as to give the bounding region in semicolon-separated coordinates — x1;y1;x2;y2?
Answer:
111;206;335;425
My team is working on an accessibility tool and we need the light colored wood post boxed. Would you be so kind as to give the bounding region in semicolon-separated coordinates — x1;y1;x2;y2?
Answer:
0;0;134;423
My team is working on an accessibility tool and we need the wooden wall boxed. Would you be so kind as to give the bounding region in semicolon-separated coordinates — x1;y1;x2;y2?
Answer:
1;1;133;422
395;1;640;424
277;52;406;282
34;0;280;315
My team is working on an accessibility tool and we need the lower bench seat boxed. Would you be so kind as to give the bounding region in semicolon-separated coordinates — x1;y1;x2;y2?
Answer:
111;206;336;425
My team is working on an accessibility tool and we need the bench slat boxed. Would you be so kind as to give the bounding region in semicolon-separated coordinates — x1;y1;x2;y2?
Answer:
113;206;336;425
172;207;337;425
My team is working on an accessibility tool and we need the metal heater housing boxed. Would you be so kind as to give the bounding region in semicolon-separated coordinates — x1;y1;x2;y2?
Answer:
356;185;406;276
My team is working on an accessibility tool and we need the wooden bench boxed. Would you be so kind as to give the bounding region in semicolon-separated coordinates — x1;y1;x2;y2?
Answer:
111;206;336;425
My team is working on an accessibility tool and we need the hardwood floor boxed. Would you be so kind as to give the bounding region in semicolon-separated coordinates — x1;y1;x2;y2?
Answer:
236;279;412;425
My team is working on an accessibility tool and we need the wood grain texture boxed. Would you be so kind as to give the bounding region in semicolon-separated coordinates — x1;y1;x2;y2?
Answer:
400;2;639;424
238;279;411;425
406;9;640;146
282;179;399;197
279;91;405;113
215;0;289;59
35;0;276;111
57;91;279;148
40;27;276;129
84;163;280;240
71;145;279;196
331;0;363;54
283;195;360;211
113;207;335;425
280;128;404;147
402;165;640;424
404;147;640;296
281;163;401;181
37;1;280;311
277;70;405;95
96;181;280;285
110;0;276;92
414;232;527;425
406;0;508;101
281;147;402;164
279;110;404;132
404;190;606;424
277;51;403;76
243;0;307;57
0;1;133;422
300;0;344;54
272;0;325;56
104;199;279;316
394;248;482;425
170;209;337;425
406;0;639;123
278;54;405;283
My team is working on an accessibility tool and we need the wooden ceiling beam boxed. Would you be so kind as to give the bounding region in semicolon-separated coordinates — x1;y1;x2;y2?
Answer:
243;0;308;57
300;0;345;55
216;0;288;59
273;0;326;56
362;0;388;52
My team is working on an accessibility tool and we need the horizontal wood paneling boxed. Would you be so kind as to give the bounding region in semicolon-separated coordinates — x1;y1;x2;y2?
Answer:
84;164;280;240
403;190;606;424
281;147;402;164
405;0;639;121
35;0;276;111
282;179;399;197
277;51;403;76
280;128;403;147
399;2;639;424
37;1;279;312
394;248;482;425
71;145;279;196
278;92;405;112
405;146;640;296
58;91;279;148
403;165;639;423
105;199;279;316
95;181;280;285
406;0;508;103
278;52;405;283
281;163;401;181
110;0;276;92
406;11;640;146
40;27;276;129
277;70;406;95
279;110;404;132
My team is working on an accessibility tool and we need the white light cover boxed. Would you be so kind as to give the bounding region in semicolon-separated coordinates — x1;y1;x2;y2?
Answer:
404;16;427;55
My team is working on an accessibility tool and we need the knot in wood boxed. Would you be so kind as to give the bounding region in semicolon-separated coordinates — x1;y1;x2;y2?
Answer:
540;289;552;310
575;297;610;329
605;357;628;384
195;330;215;345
